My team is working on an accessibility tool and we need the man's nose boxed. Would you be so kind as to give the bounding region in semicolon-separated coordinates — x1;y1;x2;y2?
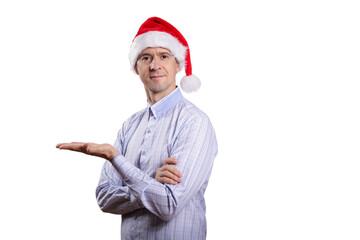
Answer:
150;56;161;70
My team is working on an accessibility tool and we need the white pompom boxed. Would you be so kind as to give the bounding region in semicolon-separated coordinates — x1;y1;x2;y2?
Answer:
180;75;201;93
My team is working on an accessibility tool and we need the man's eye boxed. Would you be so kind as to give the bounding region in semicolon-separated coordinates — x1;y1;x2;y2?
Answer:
142;56;151;61
161;55;169;59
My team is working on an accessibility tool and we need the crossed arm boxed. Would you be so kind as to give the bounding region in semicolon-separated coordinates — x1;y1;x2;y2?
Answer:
56;142;182;185
56;116;216;221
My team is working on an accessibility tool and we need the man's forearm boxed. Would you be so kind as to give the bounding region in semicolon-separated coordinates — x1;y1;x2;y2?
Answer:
96;161;143;215
96;182;142;215
111;154;180;221
110;150;214;222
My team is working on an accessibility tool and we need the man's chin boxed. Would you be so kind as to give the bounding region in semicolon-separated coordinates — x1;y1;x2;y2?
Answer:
147;83;174;94
149;86;167;93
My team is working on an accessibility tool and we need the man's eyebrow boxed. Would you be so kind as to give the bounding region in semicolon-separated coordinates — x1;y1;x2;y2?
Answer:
137;53;151;59
159;51;171;55
158;51;172;56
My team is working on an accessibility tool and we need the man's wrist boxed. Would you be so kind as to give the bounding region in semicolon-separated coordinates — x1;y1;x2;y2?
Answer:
108;149;120;162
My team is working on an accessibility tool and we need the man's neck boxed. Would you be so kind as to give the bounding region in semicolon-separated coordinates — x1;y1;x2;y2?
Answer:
145;86;176;106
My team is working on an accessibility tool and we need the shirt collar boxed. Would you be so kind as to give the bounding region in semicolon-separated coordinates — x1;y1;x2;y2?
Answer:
148;87;183;119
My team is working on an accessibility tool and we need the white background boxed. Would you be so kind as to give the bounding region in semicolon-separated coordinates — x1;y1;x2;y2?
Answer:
1;0;359;239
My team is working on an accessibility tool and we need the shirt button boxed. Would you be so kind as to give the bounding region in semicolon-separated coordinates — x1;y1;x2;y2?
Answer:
142;150;146;155
147;130;151;133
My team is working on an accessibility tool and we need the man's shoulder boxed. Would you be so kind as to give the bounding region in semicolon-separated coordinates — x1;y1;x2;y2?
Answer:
176;98;211;125
175;98;217;145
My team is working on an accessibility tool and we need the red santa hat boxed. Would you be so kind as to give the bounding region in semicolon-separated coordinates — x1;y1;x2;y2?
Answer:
129;17;201;93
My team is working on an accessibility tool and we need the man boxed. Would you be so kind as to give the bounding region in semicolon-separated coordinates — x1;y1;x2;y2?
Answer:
57;17;217;239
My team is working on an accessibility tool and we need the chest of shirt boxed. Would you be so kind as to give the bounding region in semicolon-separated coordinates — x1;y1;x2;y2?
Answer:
123;112;182;178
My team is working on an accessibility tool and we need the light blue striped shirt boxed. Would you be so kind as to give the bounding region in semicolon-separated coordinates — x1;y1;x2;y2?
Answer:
96;87;218;240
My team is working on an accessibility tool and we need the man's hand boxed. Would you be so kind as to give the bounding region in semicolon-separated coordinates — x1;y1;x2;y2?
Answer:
155;158;182;185
56;142;119;161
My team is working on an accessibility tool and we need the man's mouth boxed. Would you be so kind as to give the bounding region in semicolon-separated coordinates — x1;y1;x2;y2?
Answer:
150;75;165;79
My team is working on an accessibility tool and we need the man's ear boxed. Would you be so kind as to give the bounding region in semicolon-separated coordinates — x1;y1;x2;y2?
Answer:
176;61;180;73
134;63;139;75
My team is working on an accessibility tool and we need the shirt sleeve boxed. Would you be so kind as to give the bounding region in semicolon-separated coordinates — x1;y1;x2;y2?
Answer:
95;127;143;215
111;114;218;221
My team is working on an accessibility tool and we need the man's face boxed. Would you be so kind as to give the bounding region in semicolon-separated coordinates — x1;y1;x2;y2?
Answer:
135;47;180;95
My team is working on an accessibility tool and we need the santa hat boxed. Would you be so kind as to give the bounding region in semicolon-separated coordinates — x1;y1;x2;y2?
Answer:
129;17;201;93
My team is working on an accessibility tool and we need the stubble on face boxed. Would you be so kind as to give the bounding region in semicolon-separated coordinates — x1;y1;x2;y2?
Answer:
135;47;180;104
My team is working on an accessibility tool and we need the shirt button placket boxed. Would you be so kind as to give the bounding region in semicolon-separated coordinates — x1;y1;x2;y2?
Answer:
139;117;155;170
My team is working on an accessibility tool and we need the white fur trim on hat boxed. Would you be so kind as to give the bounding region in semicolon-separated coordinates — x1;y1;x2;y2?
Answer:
129;31;188;72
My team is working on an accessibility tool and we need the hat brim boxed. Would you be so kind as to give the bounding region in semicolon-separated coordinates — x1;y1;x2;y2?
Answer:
129;31;187;72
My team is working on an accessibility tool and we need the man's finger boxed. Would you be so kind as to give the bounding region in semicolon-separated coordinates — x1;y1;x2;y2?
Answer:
57;142;86;151
155;168;181;185
159;170;182;183
56;143;65;148
164;157;178;165
161;177;178;185
162;165;182;178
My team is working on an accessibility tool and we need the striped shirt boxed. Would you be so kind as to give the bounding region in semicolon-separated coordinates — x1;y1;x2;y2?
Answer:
96;87;218;240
